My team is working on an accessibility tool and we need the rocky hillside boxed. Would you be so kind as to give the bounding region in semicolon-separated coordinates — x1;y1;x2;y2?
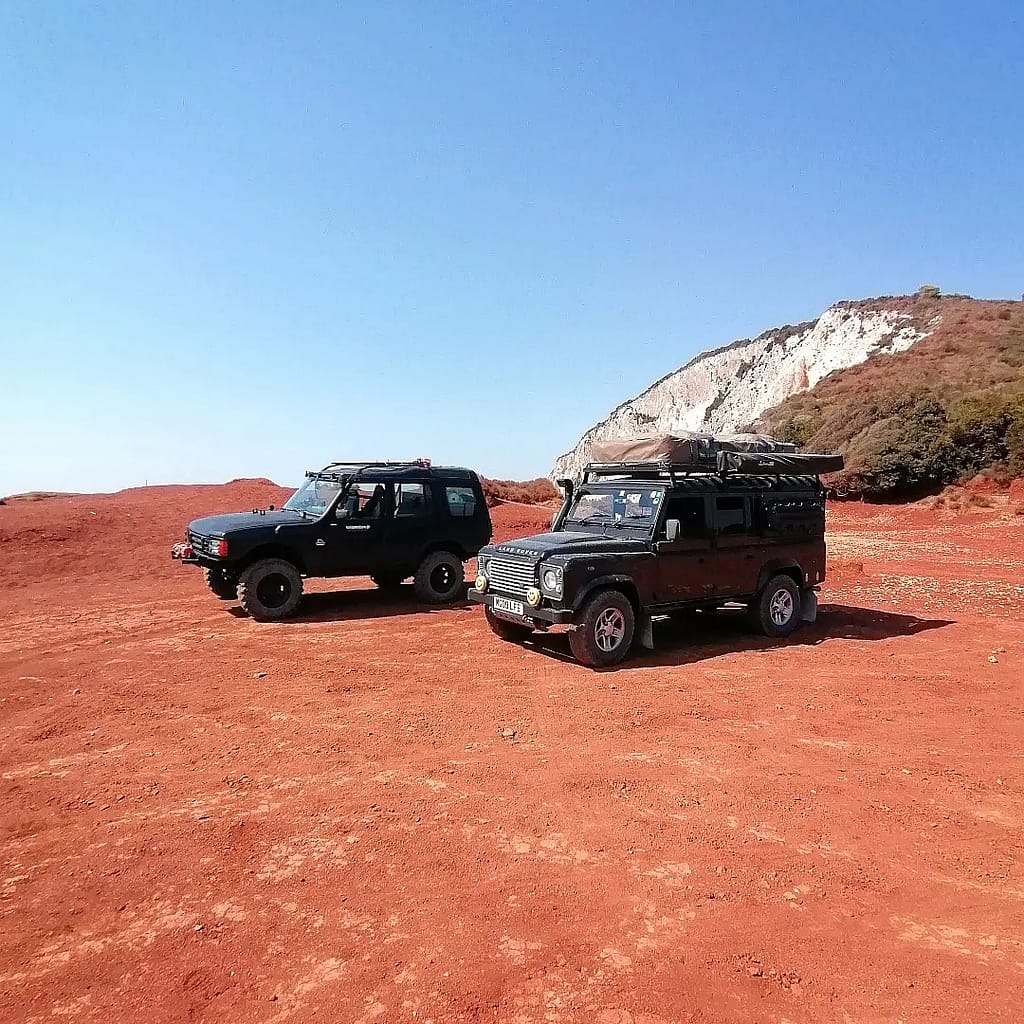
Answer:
552;299;938;479
553;292;1024;499
757;295;1024;497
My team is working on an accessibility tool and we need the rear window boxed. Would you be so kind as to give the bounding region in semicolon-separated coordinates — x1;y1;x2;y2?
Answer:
445;485;477;517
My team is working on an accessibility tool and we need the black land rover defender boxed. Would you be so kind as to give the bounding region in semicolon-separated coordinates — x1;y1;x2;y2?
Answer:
469;436;842;668
171;460;491;621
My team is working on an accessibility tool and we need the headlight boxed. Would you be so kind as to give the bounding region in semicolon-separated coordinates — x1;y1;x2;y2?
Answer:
475;573;488;592
526;586;542;607
540;564;563;596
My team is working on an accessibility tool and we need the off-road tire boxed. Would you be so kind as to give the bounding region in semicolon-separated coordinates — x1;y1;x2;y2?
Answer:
750;574;801;637
568;589;635;668
237;558;304;622
204;567;239;600
485;606;533;642
413;550;464;604
371;572;407;591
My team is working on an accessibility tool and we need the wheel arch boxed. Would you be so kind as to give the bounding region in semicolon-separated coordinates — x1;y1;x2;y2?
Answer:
755;561;804;595
237;545;308;576
419;540;469;563
573;575;641;615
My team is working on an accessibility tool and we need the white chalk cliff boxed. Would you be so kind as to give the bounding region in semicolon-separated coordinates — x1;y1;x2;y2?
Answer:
552;303;937;479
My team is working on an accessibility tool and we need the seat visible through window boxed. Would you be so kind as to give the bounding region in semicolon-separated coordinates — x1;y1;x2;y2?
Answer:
396;483;429;517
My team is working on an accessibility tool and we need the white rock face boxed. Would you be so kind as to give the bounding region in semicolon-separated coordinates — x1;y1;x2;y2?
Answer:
552;304;935;479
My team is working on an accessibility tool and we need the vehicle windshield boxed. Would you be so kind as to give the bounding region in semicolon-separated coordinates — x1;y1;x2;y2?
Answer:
283;476;345;517
565;486;663;530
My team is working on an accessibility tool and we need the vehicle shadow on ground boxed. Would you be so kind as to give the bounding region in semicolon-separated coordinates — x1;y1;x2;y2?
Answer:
228;584;474;622
518;603;955;670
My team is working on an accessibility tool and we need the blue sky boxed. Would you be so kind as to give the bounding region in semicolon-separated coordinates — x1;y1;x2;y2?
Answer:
2;1;1022;494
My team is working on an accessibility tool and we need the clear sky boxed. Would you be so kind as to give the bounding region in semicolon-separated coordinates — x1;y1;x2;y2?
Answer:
2;1;1022;494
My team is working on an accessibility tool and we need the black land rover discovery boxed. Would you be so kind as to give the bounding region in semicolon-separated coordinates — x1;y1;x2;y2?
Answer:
172;460;491;620
470;461;831;668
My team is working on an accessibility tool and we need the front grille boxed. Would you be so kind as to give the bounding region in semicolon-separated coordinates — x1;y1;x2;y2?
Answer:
189;531;214;555
487;557;536;597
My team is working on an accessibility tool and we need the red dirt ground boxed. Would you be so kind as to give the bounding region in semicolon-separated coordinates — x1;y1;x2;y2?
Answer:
1;483;1022;1023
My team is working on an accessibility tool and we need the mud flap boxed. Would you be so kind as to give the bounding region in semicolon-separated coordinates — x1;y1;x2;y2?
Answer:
801;589;818;623
638;613;655;650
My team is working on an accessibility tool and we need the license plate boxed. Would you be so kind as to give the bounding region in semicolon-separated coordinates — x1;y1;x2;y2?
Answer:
492;596;525;617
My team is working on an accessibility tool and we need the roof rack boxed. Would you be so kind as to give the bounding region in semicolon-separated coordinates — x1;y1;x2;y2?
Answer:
583;461;714;487
307;459;434;479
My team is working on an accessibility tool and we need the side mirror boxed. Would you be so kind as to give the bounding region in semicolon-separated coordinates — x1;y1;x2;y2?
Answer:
268;504;275;511
665;518;681;542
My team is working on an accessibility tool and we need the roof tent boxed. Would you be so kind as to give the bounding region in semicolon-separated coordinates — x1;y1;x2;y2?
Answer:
584;432;843;482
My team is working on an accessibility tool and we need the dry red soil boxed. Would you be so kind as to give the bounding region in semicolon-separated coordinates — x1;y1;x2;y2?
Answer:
2;483;1022;1023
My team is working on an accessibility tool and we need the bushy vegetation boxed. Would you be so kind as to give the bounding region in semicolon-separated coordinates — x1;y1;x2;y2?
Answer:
481;476;559;507
760;296;1024;499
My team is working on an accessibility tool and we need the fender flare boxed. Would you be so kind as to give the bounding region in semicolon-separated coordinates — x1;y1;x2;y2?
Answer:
572;575;641;614
755;560;805;595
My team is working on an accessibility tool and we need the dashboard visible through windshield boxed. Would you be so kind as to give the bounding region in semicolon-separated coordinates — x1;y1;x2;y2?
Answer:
565;486;663;529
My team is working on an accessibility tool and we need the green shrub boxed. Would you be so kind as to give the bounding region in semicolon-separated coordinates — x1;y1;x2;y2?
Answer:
775;410;824;447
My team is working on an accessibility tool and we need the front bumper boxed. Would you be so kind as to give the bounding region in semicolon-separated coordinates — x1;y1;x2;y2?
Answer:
170;541;203;565
468;588;574;625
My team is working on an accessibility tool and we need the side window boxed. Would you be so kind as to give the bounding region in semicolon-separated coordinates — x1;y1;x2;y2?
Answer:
714;495;748;535
661;495;707;538
446;485;477;517
395;482;431;518
337;481;387;519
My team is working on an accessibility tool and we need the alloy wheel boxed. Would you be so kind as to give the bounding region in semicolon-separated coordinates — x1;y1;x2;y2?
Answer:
769;589;795;626
594;607;626;652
